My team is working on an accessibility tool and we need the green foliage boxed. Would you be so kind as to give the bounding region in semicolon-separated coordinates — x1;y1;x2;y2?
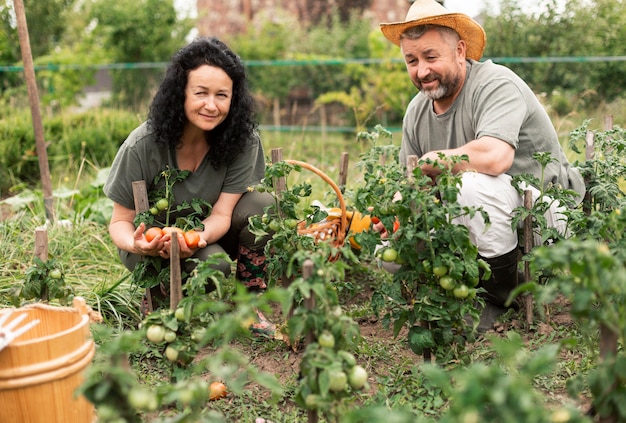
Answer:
517;121;626;421
569;121;626;213
133;166;212;231
483;0;626;104
423;331;591;423
87;0;193;109
12;256;74;304
81;273;286;422
0;108;139;193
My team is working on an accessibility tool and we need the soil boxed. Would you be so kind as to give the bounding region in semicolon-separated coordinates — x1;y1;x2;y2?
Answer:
231;278;593;416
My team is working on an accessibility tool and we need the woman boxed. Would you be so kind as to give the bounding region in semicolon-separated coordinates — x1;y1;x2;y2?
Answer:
103;37;274;323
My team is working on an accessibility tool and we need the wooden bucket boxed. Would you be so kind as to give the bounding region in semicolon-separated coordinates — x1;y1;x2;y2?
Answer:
0;297;96;423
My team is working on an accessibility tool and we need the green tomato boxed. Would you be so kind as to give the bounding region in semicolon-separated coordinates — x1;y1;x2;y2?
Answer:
149;207;159;216
433;265;449;277
165;345;179;362
284;218;299;229
466;273;480;288
328;370;348;392
348;365;368;390
164;330;177;343
422;260;432;273
156;198;169;211
177;388;195;405
191;327;207;343
146;324;166;343
394;255;406;265
174;307;185;322
304;394;321;409
318;331;335;349
128;388;158;411
337;350;356;368
438;276;456;291
453;284;470;299
268;220;281;232
381;248;398;263
49;269;62;279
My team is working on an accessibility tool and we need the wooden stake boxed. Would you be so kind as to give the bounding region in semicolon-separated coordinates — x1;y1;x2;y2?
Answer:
523;190;534;326
13;0;54;222
132;181;153;313
170;235;182;310
338;152;349;194
34;228;48;261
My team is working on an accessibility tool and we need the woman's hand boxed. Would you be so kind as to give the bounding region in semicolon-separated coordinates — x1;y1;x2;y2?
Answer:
157;230;209;259
133;223;169;257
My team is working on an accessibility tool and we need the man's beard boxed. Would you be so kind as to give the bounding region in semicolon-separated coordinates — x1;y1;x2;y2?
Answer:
419;73;461;101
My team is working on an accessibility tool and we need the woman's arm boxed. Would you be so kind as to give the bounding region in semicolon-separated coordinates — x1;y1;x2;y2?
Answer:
198;192;242;245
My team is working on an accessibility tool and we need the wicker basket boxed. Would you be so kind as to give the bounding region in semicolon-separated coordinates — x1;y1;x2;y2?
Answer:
0;297;96;423
285;160;349;255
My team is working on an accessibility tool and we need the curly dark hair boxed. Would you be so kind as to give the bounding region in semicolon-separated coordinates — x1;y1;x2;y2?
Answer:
147;37;258;169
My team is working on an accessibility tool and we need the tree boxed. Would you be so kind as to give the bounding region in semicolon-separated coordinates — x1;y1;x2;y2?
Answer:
0;0;76;95
482;0;626;105
88;0;194;109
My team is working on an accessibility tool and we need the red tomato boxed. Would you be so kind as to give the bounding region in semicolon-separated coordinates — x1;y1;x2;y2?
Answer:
393;217;400;233
183;231;201;249
162;227;184;236
145;227;164;242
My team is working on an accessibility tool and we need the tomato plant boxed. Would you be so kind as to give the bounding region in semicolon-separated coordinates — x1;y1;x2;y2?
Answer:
14;257;74;305
352;138;488;361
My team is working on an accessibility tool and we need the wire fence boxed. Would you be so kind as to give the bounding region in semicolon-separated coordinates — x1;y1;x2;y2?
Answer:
2;56;626;72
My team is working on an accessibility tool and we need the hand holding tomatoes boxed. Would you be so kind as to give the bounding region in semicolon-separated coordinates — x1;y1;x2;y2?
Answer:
137;224;205;258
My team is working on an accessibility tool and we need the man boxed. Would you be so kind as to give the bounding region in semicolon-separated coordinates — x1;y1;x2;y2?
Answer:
379;0;585;332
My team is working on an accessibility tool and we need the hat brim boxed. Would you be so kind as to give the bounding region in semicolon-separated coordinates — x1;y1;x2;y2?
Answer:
380;13;486;61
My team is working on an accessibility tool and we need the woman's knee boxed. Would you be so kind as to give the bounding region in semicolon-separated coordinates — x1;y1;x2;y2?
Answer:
232;191;274;227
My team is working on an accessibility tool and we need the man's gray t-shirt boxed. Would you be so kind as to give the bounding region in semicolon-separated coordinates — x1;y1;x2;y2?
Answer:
103;122;266;216
399;59;585;201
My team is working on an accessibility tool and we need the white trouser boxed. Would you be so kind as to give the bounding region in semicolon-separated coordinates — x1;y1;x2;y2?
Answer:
454;172;568;259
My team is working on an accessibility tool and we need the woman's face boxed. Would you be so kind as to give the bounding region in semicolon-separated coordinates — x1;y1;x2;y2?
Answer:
184;64;233;132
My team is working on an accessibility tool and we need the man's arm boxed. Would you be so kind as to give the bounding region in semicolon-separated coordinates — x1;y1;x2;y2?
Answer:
419;136;515;177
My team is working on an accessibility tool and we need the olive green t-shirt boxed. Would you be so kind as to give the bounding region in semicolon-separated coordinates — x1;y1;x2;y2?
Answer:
103;122;266;217
399;59;585;202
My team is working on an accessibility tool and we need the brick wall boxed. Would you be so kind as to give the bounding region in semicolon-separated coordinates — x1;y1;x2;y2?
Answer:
196;0;411;40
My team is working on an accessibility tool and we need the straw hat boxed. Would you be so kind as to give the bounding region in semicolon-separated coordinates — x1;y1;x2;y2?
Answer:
380;0;486;61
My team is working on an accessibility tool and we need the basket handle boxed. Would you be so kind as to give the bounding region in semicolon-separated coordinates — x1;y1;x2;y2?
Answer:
284;159;348;246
